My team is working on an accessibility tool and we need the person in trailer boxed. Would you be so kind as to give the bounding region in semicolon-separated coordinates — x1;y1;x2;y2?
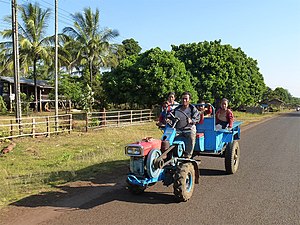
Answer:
215;98;234;129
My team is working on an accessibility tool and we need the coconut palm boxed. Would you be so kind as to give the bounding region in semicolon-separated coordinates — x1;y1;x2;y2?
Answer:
1;2;52;111
62;7;119;89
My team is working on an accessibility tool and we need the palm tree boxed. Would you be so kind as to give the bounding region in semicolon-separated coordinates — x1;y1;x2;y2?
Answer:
62;7;119;89
1;2;52;111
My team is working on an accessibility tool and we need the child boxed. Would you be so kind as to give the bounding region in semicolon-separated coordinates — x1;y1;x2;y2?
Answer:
216;98;234;129
156;101;169;127
167;92;179;111
197;101;212;124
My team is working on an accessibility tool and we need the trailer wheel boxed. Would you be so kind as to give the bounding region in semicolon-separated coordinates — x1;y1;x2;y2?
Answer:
127;183;146;195
225;141;240;174
173;163;195;202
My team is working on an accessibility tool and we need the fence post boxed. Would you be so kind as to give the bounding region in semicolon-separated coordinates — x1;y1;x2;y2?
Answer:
18;118;23;135
130;110;133;124
140;110;143;122
117;111;120;126
102;108;107;126
68;114;72;134
32;118;36;138
46;116;50;137
10;119;13;137
85;112;88;132
55;114;58;132
149;109;152;121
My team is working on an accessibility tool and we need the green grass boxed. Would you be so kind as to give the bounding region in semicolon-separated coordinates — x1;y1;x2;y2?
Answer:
0;110;288;207
0;123;162;206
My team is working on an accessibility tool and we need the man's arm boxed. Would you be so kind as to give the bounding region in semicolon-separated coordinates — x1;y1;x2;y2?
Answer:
191;105;200;124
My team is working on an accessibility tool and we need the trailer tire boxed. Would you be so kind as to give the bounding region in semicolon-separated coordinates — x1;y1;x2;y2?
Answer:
225;141;240;174
173;163;195;202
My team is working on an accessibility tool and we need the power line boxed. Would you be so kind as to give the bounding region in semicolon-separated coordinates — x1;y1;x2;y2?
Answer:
40;0;74;17
18;0;75;26
0;0;150;50
0;0;9;5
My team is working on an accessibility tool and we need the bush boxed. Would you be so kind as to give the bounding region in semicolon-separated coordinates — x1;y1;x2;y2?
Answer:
0;96;7;113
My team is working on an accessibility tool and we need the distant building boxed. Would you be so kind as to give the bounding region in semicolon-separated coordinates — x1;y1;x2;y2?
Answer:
0;76;53;111
260;98;285;112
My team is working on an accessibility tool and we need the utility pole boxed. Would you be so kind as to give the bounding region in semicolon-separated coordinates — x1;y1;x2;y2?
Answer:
11;0;22;128
54;0;58;131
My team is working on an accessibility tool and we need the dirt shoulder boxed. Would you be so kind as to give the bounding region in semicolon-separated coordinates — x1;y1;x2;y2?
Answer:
0;164;128;225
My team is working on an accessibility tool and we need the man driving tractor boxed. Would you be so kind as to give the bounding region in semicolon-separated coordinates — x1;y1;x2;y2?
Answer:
172;91;200;158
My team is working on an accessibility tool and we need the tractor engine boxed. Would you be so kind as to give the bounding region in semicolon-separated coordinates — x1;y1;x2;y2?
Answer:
125;137;162;178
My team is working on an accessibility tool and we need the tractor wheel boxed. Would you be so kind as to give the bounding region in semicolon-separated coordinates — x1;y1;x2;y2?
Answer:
225;141;240;174
173;163;195;202
146;149;162;178
127;183;146;195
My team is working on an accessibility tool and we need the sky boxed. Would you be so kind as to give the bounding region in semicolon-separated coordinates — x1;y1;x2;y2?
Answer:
0;0;299;97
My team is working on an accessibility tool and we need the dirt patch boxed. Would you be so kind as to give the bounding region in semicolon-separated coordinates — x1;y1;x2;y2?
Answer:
0;164;129;225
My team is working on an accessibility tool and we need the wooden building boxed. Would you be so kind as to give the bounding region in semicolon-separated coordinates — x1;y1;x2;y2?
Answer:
0;76;53;111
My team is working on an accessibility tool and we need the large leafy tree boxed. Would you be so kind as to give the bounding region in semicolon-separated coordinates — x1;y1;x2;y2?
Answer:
103;47;198;108
56;73;84;107
119;38;142;57
62;7;119;89
0;2;52;111
172;40;267;108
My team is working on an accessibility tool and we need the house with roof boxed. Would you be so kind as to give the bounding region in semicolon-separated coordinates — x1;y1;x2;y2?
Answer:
260;98;285;112
0;76;53;111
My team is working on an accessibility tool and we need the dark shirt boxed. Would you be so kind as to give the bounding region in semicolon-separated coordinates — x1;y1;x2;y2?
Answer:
173;104;200;130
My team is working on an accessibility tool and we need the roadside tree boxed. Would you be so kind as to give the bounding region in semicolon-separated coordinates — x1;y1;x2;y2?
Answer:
62;7;119;91
172;40;266;108
103;47;198;108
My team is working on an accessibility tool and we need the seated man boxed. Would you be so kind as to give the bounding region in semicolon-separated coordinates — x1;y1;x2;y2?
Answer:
216;98;234;129
172;92;200;158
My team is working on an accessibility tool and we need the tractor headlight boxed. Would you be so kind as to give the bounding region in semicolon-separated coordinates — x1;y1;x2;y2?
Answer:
125;144;144;156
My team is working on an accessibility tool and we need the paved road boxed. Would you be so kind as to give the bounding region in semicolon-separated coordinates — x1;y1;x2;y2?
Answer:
2;112;300;225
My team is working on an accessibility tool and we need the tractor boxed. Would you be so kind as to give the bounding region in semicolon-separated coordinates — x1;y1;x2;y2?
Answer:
125;104;242;202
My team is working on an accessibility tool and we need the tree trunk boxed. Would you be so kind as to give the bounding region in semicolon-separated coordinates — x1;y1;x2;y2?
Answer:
89;59;93;90
33;59;38;112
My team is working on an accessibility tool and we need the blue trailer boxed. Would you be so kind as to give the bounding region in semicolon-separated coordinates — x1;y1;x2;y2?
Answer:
194;104;242;174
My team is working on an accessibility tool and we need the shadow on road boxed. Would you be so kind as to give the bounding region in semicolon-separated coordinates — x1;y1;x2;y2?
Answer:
11;158;230;209
200;168;228;176
278;112;300;118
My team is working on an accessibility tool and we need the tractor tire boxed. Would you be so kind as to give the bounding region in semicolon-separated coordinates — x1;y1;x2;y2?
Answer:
173;163;195;202
225;141;240;174
127;182;146;195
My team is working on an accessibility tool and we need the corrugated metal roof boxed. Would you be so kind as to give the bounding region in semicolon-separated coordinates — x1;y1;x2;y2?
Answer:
0;76;53;89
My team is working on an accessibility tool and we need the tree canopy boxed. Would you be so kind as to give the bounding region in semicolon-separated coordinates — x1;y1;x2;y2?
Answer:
62;7;119;89
102;47;198;107
172;40;267;108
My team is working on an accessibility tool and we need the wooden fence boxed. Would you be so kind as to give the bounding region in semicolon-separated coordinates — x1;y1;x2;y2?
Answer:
85;109;155;131
0;114;72;140
0;109;156;139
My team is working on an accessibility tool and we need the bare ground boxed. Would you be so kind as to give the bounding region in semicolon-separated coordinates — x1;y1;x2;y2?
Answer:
0;163;129;225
